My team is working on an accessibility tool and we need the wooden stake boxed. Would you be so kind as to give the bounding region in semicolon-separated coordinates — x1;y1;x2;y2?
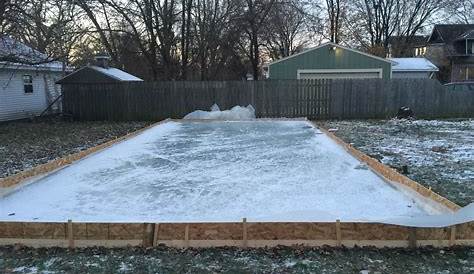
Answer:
449;226;456;247
408;228;417;248
242;218;248;248
67;219;74;249
153;223;160;247
184;224;190;248
335;219;342;247
143;223;153;247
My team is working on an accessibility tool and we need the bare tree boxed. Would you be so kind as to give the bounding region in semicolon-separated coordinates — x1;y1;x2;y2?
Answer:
180;0;192;79
1;0;84;69
348;0;444;56
240;0;276;80
192;0;243;80
263;0;312;60
443;0;473;24
325;0;342;43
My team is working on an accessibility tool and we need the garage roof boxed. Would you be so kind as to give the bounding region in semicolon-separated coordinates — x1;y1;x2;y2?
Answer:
389;58;439;72
268;42;393;66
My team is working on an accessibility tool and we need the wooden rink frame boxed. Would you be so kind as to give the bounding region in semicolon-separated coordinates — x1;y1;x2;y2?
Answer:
0;119;472;249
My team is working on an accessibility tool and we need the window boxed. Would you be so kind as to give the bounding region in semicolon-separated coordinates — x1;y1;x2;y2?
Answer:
23;75;33;93
414;47;426;56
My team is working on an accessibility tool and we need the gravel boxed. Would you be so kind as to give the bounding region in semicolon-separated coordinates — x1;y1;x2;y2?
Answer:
319;119;473;207
0;117;150;178
0;245;473;273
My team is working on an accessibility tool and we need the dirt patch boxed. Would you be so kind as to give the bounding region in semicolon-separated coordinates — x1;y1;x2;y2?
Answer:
319;119;473;207
0;117;150;178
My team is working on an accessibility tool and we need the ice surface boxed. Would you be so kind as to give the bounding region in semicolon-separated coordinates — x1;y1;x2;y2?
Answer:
0;121;438;222
183;104;255;120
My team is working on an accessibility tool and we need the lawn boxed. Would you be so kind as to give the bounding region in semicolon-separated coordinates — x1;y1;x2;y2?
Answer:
1;246;473;273
0;117;150;178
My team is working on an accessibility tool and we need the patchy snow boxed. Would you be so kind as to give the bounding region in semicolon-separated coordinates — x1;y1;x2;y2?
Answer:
320;119;474;206
183;104;255;120
90;66;143;81
389;58;438;71
0;120;439;222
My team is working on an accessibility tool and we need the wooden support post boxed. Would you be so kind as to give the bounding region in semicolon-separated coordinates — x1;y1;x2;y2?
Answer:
449;226;456;247
408;228;417;248
242;218;248;248
67;219;74;249
184;224;190;248
142;223;153;247
153;223;160;247
335;219;342;247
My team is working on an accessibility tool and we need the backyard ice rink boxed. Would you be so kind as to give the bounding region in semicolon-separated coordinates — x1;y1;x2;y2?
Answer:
0;120;439;222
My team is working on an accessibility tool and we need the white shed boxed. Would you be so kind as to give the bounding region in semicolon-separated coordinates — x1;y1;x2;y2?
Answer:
0;37;68;122
389;58;439;79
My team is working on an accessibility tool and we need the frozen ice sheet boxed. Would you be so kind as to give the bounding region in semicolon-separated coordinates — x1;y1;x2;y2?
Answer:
0;121;437;222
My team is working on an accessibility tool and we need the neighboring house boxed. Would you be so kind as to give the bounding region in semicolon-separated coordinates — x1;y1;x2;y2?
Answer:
387;35;429;58
425;24;474;83
268;42;392;80
0;36;68;122
56;56;143;84
389;58;439;79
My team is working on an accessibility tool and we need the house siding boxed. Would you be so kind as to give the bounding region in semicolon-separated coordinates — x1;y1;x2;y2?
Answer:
0;69;63;122
269;44;392;80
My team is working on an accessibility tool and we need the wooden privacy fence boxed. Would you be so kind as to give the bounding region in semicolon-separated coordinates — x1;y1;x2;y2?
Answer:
62;79;474;121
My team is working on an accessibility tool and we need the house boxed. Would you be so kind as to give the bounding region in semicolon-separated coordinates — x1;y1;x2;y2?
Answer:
389;58;439;79
425;24;474;83
387;35;429;58
268;42;392;80
56;55;143;84
0;37;68;122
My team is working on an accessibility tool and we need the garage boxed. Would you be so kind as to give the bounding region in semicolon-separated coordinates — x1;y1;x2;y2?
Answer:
267;42;392;80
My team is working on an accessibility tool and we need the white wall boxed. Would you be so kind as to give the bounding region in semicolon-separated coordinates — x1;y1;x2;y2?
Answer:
0;69;63;122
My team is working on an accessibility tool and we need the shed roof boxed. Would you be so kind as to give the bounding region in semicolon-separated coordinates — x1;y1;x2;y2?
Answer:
389;58;439;72
268;42;393;66
90;66;143;81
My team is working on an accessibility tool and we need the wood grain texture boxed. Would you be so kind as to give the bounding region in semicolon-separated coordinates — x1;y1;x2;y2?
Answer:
61;79;474;121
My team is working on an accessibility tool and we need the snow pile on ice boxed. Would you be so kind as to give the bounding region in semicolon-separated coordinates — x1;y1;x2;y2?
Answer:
183;104;255;120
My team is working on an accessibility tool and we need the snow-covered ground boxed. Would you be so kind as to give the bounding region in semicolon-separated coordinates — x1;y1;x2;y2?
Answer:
0;120;437;222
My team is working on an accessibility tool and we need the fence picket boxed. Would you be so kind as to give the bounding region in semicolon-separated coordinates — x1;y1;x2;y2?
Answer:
62;79;473;121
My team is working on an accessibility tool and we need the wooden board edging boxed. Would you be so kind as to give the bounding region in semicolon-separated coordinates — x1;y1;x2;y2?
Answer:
0;221;472;248
0;119;170;189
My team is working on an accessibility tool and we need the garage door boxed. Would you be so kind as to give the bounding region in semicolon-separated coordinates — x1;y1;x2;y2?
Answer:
297;69;382;80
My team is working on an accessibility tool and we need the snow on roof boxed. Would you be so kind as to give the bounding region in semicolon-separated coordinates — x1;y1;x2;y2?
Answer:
90;66;143;81
389;58;439;72
0;36;66;71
